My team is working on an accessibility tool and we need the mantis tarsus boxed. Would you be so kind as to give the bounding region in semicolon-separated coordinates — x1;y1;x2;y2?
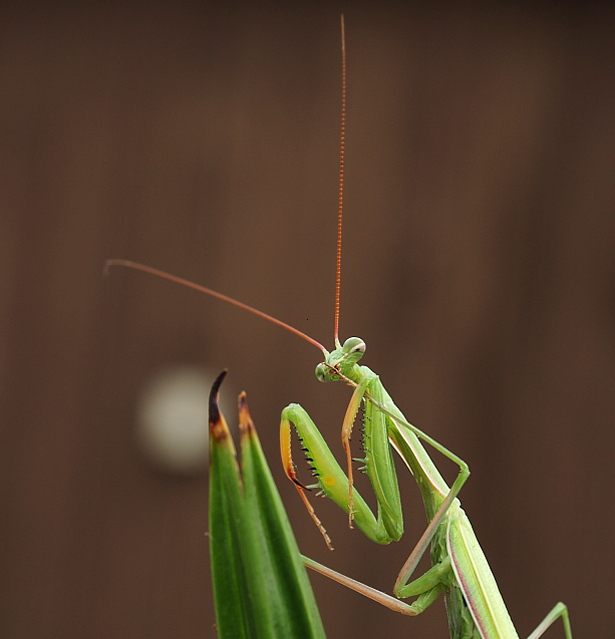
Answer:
106;16;573;639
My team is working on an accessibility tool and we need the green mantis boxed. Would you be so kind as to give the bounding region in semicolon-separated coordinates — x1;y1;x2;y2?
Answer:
280;341;573;638
106;16;573;639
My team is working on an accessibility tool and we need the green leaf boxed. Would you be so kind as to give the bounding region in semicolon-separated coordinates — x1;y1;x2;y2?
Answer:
209;370;326;639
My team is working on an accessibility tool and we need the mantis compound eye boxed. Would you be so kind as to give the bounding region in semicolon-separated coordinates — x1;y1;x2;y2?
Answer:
315;363;328;382
342;337;366;361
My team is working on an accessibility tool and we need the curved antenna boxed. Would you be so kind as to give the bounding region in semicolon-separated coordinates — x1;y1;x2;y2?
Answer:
333;14;346;349
104;259;327;355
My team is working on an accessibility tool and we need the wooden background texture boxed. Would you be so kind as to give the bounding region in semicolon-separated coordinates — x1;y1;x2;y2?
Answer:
1;3;614;638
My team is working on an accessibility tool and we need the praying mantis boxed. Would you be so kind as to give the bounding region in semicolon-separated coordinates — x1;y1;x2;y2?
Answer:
106;16;573;639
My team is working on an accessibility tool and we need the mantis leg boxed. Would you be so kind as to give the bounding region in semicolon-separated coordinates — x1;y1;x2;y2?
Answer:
280;403;396;546
393;464;468;598
338;374;403;539
301;554;446;617
526;602;572;639
339;377;372;526
354;385;472;595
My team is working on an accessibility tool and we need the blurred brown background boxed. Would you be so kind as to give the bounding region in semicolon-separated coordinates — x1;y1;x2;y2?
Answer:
1;2;613;638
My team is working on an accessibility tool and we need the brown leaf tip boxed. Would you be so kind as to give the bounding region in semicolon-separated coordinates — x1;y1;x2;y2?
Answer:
238;391;255;436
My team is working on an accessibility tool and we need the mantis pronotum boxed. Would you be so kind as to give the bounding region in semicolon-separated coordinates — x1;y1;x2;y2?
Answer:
106;16;572;638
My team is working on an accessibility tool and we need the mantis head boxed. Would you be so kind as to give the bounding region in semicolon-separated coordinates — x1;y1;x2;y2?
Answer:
315;336;366;382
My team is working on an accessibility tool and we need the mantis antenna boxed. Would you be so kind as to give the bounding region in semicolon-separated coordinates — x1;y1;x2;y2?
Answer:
333;14;346;349
104;259;326;355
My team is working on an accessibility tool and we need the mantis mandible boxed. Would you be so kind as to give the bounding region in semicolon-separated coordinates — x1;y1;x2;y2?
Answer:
106;16;572;639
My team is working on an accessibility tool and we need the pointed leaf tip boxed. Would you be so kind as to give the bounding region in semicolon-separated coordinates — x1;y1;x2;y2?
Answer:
209;369;230;442
238;391;256;438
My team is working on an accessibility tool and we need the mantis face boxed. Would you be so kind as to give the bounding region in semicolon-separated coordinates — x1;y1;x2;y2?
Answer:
315;336;366;382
